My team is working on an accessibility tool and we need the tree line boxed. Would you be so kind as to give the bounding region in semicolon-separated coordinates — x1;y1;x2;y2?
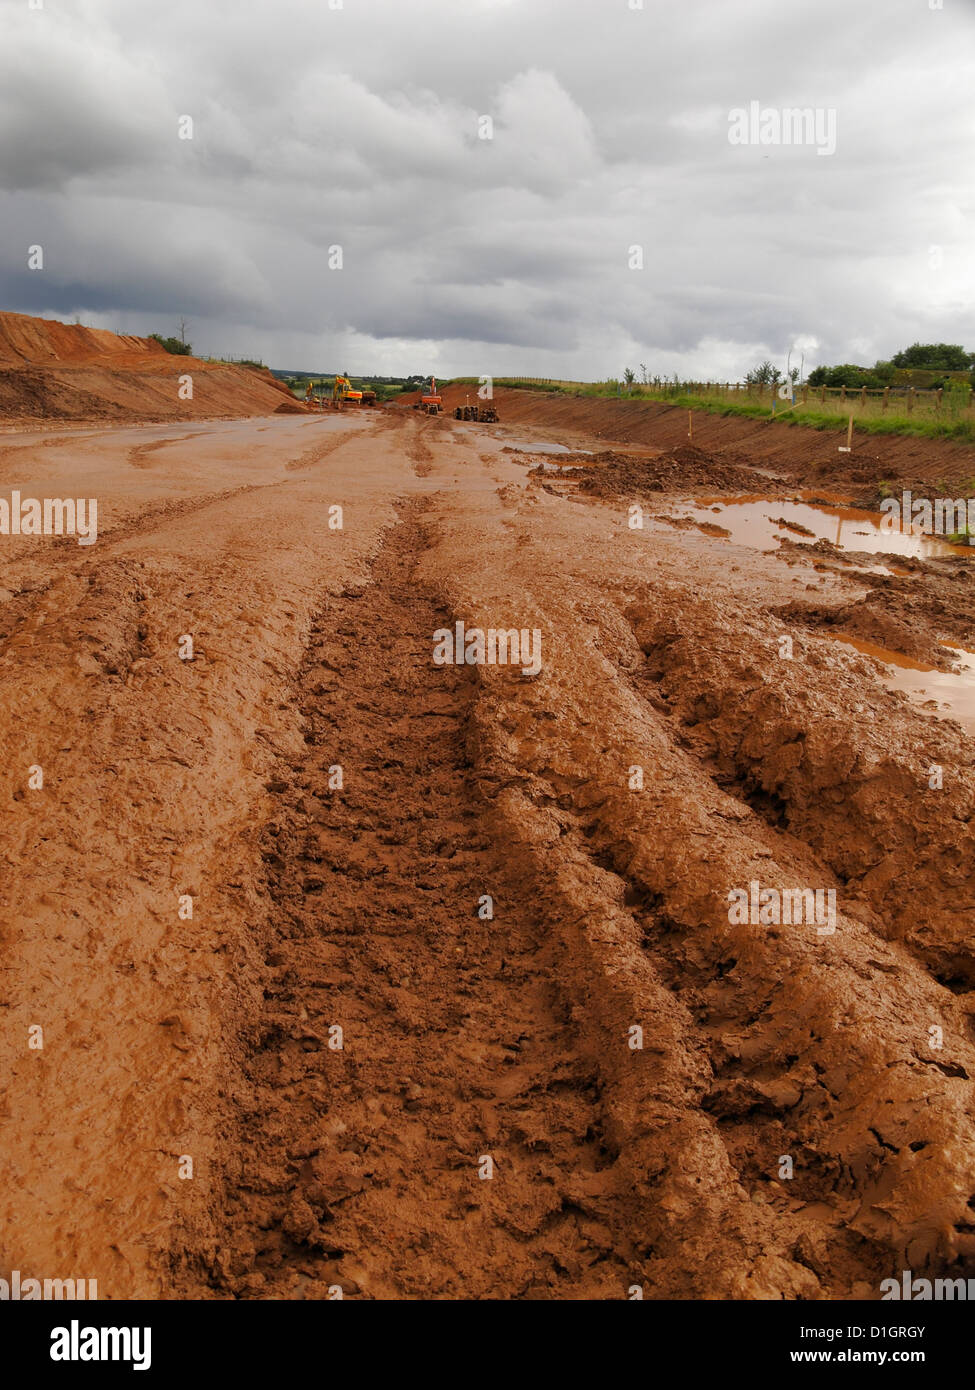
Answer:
748;343;974;391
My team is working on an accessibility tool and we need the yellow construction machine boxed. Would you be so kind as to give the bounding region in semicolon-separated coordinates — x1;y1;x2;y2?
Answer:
332;374;363;409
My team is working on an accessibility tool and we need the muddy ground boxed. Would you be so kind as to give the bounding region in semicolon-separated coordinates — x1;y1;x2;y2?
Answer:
1;402;973;1300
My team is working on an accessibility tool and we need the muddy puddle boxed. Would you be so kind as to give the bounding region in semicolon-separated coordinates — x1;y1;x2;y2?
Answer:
680;492;967;561
536;459;588;474
503;439;592;456
831;634;975;735
502;439;594;474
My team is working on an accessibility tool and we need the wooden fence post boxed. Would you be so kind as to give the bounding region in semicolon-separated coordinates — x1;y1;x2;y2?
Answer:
882;387;889;413
860;386;867;408
907;388;914;414
840;385;847;403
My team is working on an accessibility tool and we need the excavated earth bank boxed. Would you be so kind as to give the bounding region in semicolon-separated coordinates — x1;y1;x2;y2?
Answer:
0;311;306;425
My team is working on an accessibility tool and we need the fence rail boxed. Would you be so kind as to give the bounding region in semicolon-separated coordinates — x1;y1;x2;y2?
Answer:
476;377;975;419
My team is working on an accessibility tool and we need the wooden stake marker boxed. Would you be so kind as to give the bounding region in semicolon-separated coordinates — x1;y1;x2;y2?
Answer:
838;414;853;452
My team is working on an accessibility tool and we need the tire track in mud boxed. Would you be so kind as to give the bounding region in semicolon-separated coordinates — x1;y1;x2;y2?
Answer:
285;425;363;471
550;818;882;1292
0;415;368;644
0;424;373;745
0;484;277;658
403;416;435;476
127;432;209;468
2;422;364;602
206;503;639;1299
515;595;975;1291
625;597;975;991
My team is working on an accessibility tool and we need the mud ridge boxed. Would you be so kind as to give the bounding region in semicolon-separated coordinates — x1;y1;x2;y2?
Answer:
454;581;975;1293
623;592;975;988
201;505;644;1299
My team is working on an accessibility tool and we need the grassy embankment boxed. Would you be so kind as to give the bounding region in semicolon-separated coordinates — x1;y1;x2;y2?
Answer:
448;376;975;445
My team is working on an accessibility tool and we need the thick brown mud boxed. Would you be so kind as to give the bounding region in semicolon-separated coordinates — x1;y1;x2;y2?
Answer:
2;408;974;1300
202;507;648;1299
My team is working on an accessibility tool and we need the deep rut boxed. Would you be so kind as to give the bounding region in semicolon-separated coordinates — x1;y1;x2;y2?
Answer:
209;505;635;1299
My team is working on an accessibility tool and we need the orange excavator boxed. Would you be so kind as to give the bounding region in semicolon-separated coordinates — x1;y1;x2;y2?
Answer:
414;376;443;416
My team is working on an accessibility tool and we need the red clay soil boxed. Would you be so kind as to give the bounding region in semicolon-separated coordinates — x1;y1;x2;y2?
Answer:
0;311;309;425
3;408;975;1301
400;385;975;495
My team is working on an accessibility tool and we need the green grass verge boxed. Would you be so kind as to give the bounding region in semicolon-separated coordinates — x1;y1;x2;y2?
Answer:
444;378;975;443
661;394;975;442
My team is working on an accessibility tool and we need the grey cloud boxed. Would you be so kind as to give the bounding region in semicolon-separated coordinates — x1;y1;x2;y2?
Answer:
0;0;972;377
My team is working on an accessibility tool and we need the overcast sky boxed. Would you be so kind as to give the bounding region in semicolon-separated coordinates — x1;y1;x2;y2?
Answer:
1;0;973;379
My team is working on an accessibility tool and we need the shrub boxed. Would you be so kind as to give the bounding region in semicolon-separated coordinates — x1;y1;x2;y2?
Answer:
149;333;192;356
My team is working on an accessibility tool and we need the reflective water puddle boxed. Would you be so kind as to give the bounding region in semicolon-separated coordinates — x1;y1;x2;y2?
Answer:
831;634;975;735
503;439;592;457
683;493;968;561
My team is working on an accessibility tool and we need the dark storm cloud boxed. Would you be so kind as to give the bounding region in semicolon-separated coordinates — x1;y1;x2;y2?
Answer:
0;0;972;377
